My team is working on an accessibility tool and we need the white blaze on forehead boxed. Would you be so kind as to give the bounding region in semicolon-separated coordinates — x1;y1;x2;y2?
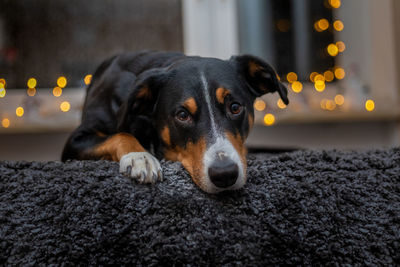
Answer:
200;73;218;136
199;72;245;193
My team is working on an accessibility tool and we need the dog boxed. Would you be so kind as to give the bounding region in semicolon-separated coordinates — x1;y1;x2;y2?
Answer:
62;51;289;193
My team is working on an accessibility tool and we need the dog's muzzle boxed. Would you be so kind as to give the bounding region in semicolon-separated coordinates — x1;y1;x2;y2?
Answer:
208;151;239;188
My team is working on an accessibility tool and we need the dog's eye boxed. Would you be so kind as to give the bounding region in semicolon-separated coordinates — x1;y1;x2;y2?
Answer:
176;110;190;121
230;102;242;115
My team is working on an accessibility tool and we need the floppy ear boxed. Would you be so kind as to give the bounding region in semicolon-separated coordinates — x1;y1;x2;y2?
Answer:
117;68;167;132
230;55;289;105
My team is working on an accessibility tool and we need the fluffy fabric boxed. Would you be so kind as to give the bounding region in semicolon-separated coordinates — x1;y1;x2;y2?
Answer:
0;149;399;265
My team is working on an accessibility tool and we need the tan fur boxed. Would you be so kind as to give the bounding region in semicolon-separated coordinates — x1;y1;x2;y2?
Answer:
183;97;198;115
226;132;247;172
93;133;145;161
164;138;207;189
216;87;230;104
161;126;171;146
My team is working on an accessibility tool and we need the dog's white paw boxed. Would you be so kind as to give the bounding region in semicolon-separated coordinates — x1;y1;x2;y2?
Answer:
119;152;163;183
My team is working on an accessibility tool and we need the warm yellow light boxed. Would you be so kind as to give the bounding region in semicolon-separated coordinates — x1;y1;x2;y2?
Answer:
0;88;5;98
333;20;344;31
277;99;287;109
327;44;339;57
263;113;275;126
365;99;375;112
254;99;266;111
0;78;5;87
84;74;92;85
16;107;24;117
314;22;323;32
57;76;67;88
315;80;326;92
317;19;329;31
329;0;341;9
286;72;298;83
27;88;36;96
314;74;325;82
336;41;346;52
326;100;336;111
27;78;37;89
320;99;328;110
60;101;71;112
291;81;303;93
324;70;335;82
334;94;345;105
309;72;319;82
53;87;62;97
334;68;346;80
1;118;10;128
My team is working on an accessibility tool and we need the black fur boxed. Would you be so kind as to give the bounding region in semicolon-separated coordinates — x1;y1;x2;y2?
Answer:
62;51;288;161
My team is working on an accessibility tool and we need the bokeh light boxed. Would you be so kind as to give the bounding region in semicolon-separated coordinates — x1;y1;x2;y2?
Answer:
365;100;375;112
324;70;335;82
53;87;62;97
291;81;303;93
60;101;71;112
334;68;346;79
336;41;346;52
57;76;67;88
334;94;345;105
309;72;319;82
327;43;339;57
27;88;36;96
254;99;266;111
1;118;10;128
326;100;336;111
314;80;326;92
84;74;92;85
16;107;24;117
286;72;298;83
329;0;341;9
277;99;287;109
333;20;344;31
27;78;37;89
314;74;325;82
0;88;5;98
263;113;275;126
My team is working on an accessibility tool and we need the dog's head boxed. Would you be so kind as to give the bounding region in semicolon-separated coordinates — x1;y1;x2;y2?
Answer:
119;55;288;193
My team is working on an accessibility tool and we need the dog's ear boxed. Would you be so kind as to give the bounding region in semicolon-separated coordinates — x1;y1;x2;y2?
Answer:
230;55;289;105
117;68;167;132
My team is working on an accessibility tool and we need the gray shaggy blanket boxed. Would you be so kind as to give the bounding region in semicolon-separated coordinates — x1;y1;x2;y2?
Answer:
0;149;399;265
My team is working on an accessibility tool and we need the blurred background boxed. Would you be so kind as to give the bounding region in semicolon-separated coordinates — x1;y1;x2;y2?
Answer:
0;0;399;161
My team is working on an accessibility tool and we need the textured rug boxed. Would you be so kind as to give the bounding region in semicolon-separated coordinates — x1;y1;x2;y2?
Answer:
0;149;399;265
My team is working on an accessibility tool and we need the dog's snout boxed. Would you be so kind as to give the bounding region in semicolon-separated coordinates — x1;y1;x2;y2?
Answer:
208;154;238;188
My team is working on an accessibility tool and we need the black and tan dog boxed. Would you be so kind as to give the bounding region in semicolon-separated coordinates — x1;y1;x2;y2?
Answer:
62;51;289;193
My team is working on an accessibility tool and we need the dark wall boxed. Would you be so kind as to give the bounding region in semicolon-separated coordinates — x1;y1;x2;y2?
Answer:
0;0;183;88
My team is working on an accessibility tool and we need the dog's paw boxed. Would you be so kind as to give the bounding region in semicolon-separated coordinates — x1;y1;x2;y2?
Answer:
119;152;163;183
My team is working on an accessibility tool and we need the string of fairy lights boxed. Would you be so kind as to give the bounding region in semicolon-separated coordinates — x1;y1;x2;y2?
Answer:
0;0;377;129
0;74;92;128
254;0;376;126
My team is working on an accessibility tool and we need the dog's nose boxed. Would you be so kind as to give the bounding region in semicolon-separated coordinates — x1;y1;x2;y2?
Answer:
208;153;238;188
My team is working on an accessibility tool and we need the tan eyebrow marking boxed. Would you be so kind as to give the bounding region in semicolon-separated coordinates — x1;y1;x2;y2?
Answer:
183;97;198;115
216;87;230;104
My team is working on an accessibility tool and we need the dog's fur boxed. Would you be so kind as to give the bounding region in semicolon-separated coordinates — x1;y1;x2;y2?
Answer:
62;51;288;193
